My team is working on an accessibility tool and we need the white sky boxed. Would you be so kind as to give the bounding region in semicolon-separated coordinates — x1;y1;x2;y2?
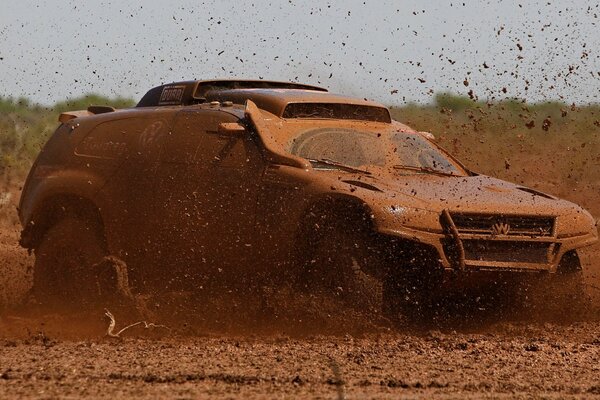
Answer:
1;0;599;105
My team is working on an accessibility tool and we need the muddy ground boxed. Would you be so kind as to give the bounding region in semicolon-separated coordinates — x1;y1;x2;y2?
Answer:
2;182;600;399
1;226;600;398
0;323;600;399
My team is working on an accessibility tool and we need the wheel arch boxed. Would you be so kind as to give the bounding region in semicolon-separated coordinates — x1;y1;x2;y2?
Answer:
293;194;377;261
556;249;582;274
20;193;106;251
294;193;446;280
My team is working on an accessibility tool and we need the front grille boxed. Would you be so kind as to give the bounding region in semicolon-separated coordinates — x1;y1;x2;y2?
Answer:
462;240;550;264
449;213;555;237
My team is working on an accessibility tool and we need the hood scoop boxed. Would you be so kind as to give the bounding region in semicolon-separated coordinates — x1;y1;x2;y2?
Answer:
517;187;556;200
342;180;383;192
483;185;510;193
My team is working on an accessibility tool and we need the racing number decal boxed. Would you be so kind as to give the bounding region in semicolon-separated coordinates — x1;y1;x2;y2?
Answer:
139;120;165;149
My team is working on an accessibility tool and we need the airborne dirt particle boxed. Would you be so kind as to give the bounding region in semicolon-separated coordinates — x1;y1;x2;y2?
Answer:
291;375;304;385
542;117;552;131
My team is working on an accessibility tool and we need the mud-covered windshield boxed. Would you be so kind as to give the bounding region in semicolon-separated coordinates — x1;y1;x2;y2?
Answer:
288;127;466;176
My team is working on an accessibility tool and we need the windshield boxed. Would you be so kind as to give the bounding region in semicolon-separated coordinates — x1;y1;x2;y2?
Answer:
288;127;466;176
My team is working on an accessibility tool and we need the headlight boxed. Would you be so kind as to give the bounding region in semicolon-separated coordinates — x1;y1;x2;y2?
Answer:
556;210;597;238
386;206;443;233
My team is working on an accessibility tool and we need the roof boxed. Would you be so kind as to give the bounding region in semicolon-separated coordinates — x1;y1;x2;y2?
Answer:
136;80;328;108
64;79;391;124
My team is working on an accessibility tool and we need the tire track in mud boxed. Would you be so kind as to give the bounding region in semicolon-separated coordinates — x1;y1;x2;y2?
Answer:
1;328;600;399
3;195;600;398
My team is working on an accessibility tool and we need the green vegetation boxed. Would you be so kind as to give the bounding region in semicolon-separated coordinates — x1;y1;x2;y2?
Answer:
0;95;135;181
1;93;599;216
391;93;600;215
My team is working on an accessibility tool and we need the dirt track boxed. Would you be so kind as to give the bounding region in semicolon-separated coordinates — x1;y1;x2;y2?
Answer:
2;174;600;398
1;222;600;398
1;322;600;398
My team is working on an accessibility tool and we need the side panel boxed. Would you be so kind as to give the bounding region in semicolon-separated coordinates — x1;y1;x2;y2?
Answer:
19;118;113;230
253;166;343;271
149;110;266;289
93;114;173;287
253;166;387;275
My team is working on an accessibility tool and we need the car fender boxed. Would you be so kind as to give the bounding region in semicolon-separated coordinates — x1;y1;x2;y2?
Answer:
19;168;110;249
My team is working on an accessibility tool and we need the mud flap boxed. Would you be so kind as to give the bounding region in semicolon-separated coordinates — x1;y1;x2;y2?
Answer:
93;256;152;319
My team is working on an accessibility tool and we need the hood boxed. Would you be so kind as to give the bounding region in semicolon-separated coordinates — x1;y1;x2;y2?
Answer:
332;171;584;217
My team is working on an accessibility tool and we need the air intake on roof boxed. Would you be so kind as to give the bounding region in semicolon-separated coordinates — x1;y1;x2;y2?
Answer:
282;103;391;123
136;80;328;107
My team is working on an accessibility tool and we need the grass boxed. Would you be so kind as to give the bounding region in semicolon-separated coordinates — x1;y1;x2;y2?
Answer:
390;93;600;216
1;92;599;220
0;95;135;181
0;95;135;225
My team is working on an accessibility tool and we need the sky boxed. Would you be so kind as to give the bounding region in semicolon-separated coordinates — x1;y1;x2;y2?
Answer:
0;0;599;106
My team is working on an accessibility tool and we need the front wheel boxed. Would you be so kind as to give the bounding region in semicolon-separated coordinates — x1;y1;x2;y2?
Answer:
300;223;382;313
549;251;588;315
520;251;589;319
381;268;435;323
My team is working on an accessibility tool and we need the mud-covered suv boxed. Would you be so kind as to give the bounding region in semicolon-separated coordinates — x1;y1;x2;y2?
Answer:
18;80;598;315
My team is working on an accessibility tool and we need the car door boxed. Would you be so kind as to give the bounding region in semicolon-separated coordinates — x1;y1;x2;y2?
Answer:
152;109;264;290
92;115;172;291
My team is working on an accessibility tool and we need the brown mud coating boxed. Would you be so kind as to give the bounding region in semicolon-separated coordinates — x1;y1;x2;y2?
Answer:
18;84;598;285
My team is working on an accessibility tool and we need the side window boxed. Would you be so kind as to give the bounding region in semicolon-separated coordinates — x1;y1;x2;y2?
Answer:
163;110;237;164
75;119;131;160
76;117;169;161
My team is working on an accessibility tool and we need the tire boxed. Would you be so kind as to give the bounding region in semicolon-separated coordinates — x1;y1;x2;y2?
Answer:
381;239;449;323
381;267;432;323
31;216;107;311
550;251;588;316
522;251;589;319
301;223;382;311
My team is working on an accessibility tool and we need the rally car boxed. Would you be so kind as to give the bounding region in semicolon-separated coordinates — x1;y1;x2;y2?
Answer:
18;80;598;316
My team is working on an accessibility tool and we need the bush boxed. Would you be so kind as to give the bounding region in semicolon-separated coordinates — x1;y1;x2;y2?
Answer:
434;92;477;111
0;94;135;177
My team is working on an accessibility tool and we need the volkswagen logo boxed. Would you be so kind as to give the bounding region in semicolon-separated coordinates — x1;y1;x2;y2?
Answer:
491;222;510;235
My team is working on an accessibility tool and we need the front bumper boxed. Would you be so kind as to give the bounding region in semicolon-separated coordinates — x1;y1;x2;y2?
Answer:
378;211;598;274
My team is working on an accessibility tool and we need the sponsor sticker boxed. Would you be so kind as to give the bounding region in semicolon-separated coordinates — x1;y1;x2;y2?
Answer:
159;85;186;105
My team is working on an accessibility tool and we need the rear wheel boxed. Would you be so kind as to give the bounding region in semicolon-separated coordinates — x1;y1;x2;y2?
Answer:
31;216;107;311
